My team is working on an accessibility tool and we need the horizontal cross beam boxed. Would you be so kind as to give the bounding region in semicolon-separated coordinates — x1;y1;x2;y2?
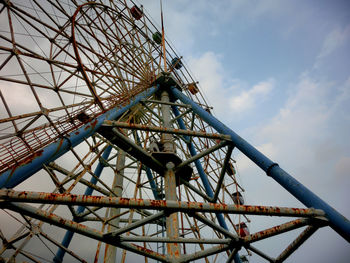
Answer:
0;189;326;218
102;120;231;141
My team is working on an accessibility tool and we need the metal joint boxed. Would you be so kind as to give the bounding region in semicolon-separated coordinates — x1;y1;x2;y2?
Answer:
266;163;279;176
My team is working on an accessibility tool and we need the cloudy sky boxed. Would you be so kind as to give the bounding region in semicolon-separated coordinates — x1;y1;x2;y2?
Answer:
138;0;350;262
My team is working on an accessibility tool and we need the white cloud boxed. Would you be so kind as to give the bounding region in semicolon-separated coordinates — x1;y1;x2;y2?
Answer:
242;73;350;203
186;51;275;118
335;156;350;179
314;25;350;67
319;25;350;58
229;79;274;113
231;72;350;262
186;51;237;114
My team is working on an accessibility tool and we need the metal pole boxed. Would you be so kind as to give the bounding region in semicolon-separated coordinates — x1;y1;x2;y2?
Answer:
170;86;350;242
106;211;165;237
243;218;310;244
180;244;230;263
161;90;181;259
0;190;326;217
275;225;318;263
247;246;275;262
105;150;126;263
118;236;231;244
102;120;230;141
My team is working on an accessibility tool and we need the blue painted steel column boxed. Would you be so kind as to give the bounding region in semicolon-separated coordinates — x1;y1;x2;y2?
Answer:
171;105;242;263
0;87;159;189
54;145;112;262
171;87;350;242
145;167;161;200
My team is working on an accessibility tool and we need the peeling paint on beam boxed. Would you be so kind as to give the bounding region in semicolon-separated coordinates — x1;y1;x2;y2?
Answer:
243;218;310;244
0;190;326;217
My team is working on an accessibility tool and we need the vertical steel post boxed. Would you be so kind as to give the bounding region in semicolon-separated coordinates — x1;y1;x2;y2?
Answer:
161;90;180;259
171;87;350;242
104;150;126;262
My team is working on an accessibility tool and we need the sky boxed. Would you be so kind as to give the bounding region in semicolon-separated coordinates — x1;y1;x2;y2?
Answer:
138;0;350;262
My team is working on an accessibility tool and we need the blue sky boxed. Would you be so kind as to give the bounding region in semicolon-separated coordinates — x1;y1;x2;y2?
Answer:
140;0;350;262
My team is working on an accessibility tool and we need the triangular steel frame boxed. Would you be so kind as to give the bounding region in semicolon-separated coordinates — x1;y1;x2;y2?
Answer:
1;80;349;263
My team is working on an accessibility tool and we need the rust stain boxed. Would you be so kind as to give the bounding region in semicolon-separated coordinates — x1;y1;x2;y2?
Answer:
9;149;44;177
51;138;65;157
133;244;162;257
150;199;166;207
90;118;98;129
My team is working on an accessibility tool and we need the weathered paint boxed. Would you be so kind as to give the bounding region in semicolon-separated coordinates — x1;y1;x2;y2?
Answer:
243;218;310;244
275;225;318;263
160;90;181;259
0;190;326;217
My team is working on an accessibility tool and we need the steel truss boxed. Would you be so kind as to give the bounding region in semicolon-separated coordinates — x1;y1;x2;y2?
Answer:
0;1;349;263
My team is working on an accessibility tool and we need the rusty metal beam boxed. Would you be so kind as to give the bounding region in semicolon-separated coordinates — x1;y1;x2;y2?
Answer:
179;244;230;263
180;178;212;202
141;99;191;108
211;144;234;203
275;225;319;263
170;107;193;124
176;140;229;171
226;248;239;263
247;245;275;262
193;213;239;241
243;218;310;244
102;120;231;141
0;189;326;218
161;89;181;260
105;211;165;237
118;236;232;244
39;231;88;263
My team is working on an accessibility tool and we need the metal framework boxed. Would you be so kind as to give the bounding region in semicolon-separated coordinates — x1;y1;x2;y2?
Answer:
0;1;349;263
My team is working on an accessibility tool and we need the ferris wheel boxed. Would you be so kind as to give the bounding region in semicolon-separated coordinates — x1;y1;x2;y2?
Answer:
0;1;349;263
0;0;247;262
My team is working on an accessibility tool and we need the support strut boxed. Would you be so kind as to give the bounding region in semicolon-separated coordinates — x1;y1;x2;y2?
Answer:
170;86;350;242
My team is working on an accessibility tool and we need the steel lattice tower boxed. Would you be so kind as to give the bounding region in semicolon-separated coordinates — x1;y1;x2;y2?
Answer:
0;1;349;263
